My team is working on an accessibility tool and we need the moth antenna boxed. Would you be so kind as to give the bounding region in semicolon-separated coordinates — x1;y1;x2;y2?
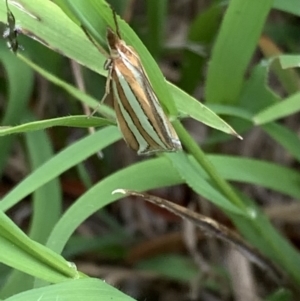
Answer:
112;9;122;38
81;25;109;58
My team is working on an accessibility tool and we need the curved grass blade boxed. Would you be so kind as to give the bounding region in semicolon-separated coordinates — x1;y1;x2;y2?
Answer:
0;211;78;283
0;116;113;136
17;54;115;119
0;126;121;211
5;278;136;301
253;92;300;125
0;43;33;174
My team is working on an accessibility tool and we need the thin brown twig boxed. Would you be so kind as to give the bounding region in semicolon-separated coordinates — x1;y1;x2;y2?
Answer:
113;189;287;287
70;60;103;158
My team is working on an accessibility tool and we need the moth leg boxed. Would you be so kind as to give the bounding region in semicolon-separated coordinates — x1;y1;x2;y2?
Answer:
89;64;112;117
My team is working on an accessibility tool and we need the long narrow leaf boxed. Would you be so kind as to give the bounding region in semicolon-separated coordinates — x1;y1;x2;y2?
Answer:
0;116;113;136
0;126;121;211
253;92;300;125
205;0;273;104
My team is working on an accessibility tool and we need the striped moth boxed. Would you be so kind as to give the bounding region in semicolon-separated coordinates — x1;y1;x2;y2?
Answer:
89;10;182;155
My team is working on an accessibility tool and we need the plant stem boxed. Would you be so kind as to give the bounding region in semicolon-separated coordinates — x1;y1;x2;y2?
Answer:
173;120;246;211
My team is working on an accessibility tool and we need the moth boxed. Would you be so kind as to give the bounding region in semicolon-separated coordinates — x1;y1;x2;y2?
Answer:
88;11;182;155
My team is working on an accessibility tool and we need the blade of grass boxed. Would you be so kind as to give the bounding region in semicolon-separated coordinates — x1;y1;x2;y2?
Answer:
262;123;300;163
17;54;115;119
0;43;33;174
45;156;182;254
279;54;300;69
165;152;246;215
258;36;300;94
205;0;273;104
5;278;136;301
0;116;113;136
174;119;300;284
179;3;222;94
273;0;300;16
0;126;121;211
1;111;63;297
0;211;78;283
253;92;300;125
171;83;242;138
145;0;168;58
209;155;300;199
25;116;62;243
45;151;300;258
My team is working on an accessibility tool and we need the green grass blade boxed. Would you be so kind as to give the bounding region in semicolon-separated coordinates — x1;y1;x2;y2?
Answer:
0;212;77;282
137;255;197;282
145;0;168;58
239;61;281;113
5;278;136;301
0;234;70;285
0;112;63;297
25;117;62;244
0;271;34;299
279;54;300;69
0;116;113;136
0;43;33;174
46;156;183;254
171;83;242;138
210;155;300;199
179;4;221;93
259;39;300;95
0;126;121;211
166;152;246;215
205;0;273;104
262;123;300;163
207;104;253;120
17;55;115;119
273;0;300;16
46;153;300;256
5;0;106;77
253;92;300;125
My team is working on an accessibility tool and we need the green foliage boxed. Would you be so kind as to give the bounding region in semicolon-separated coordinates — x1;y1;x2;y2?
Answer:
0;0;299;300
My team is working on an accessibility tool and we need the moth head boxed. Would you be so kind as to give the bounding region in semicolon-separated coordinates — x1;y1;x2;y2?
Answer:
107;27;134;58
106;27;121;58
